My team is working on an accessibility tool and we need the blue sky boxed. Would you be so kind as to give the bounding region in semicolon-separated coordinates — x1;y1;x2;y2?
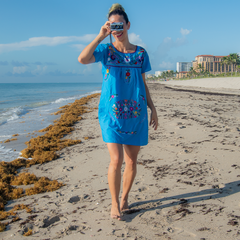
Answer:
0;0;239;83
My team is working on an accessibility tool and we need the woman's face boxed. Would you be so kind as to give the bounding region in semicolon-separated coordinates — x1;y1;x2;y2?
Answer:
109;14;130;42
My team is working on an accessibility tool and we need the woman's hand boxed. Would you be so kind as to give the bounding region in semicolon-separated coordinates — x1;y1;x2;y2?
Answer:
78;21;111;64
99;21;111;40
150;109;158;130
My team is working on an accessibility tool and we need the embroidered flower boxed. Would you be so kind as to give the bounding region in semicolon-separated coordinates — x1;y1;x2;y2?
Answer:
112;99;141;119
140;95;146;104
104;67;111;81
106;45;145;68
109;94;118;101
117;130;137;135
124;56;130;63
125;69;131;83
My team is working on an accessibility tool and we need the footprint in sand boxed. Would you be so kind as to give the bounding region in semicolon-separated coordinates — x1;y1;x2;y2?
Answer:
62;166;75;171
138;186;148;192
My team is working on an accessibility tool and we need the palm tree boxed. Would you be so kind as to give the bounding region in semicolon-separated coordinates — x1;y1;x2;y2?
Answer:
221;53;240;76
188;67;193;79
169;70;174;77
161;71;166;80
236;65;240;75
221;56;229;76
228;53;240;75
197;63;203;72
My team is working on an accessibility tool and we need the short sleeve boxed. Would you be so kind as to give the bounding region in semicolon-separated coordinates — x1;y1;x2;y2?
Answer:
93;44;108;64
141;50;151;74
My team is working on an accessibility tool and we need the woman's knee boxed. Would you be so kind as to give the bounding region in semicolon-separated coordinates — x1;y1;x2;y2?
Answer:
107;143;123;168
124;145;140;165
110;154;123;166
125;158;137;169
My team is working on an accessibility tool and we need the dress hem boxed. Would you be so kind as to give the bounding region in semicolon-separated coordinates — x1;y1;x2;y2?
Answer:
102;139;148;147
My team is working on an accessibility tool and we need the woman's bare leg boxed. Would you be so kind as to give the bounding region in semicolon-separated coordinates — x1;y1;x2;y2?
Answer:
120;145;140;212
107;143;123;220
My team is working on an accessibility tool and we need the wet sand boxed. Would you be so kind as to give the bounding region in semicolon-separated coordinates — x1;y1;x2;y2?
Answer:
1;79;240;239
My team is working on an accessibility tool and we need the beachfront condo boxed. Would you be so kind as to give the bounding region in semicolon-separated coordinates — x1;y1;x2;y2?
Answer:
177;62;193;72
192;55;236;74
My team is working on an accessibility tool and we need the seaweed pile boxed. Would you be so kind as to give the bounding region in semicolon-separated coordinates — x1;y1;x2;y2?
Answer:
0;93;100;232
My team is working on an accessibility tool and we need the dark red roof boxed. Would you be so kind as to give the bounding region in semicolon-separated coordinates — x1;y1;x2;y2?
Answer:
196;55;226;58
196;55;214;57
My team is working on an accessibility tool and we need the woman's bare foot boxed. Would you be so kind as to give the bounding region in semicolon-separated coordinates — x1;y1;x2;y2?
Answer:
120;199;129;212
111;203;122;220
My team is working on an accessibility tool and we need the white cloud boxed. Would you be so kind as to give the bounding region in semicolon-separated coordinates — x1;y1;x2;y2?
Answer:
31;65;48;75
13;66;28;74
83;64;94;74
72;44;86;51
163;37;171;43
0;34;97;53
129;33;147;48
180;28;192;36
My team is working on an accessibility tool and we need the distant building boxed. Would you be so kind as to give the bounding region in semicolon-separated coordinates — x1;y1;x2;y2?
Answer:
177;62;193;72
146;74;154;78
155;71;162;77
176;71;188;79
192;55;236;74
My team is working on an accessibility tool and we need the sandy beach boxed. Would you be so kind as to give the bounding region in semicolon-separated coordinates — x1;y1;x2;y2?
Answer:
158;77;240;96
1;77;240;239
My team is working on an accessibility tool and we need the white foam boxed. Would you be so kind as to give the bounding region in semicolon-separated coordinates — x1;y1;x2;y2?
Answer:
53;90;101;104
54;97;76;104
0;135;12;138
0;106;25;125
0;144;21;162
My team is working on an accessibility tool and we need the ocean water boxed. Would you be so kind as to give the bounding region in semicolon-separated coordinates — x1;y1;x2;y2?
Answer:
0;83;102;162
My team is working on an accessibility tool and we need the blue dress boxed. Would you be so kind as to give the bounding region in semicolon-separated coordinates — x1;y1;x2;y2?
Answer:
93;43;151;146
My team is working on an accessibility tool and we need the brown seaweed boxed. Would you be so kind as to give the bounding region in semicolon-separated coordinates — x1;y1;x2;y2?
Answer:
4;138;18;143
0;93;100;230
23;229;33;236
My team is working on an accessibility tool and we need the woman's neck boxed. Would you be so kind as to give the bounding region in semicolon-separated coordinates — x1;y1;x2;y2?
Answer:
113;40;136;53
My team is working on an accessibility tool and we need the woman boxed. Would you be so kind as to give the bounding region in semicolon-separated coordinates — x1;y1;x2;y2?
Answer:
78;3;158;220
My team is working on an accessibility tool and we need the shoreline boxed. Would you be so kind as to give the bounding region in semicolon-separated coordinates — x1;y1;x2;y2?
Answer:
1;83;240;239
0;87;102;163
149;77;240;96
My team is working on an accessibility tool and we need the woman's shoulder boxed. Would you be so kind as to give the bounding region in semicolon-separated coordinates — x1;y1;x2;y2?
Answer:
95;43;111;53
136;45;146;52
135;46;148;57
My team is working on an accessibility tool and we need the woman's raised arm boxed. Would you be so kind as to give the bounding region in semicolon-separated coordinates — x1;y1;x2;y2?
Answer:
78;21;111;64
